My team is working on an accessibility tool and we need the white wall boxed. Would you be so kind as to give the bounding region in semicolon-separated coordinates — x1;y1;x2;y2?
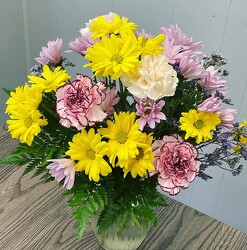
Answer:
1;0;247;233
0;0;27;124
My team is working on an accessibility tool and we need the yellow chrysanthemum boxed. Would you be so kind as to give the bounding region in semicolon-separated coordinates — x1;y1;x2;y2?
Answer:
98;112;144;167
5;84;42;115
179;109;221;144
122;133;155;178
234;135;247;153
233;119;247;153
28;65;71;92
234;145;241;153
239;119;247;129
66;128;112;182
89;13;137;39
7;109;48;146
137;34;165;55
84;34;141;80
233;119;247;139
239;135;247;145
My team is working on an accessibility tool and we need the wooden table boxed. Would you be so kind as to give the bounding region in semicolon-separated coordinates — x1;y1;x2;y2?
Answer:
1;127;247;250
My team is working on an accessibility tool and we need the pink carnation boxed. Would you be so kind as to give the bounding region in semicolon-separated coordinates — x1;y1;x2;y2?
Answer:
46;159;76;189
56;74;107;130
151;134;200;195
100;87;120;115
35;38;63;66
201;66;228;95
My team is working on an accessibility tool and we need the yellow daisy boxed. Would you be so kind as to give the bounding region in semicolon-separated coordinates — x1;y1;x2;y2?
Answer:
137;34;165;55
234;145;241;153
233;119;247;139
233;119;247;153
84;34;141;80
66;128;112;182
5;84;42;115
89;13;137;39
28;65;71;92
7;109;48;146
122;133;155;178
239;135;247;145
238;119;247;130
98;112;143;166
179;109;221;144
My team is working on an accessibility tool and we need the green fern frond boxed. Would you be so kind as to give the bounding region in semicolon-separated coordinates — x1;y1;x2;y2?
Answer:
97;203;121;234
67;185;108;239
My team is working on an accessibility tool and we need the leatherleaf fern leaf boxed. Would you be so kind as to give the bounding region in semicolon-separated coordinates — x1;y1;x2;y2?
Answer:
64;173;108;239
97;170;167;235
0;124;74;182
0;91;77;181
96;200;125;234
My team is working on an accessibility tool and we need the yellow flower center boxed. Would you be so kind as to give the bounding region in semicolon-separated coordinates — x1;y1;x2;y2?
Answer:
24;118;33;128
111;55;123;64
116;131;127;144
194;119;204;129
86;149;96;160
45;80;53;86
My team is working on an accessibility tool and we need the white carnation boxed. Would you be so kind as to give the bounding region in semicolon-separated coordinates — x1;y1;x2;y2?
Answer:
122;54;178;100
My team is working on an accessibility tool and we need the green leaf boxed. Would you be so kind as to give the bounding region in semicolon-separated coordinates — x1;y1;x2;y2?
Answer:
97;203;121;234
41;172;53;183
68;199;84;207
142;190;168;208
74;207;91;238
66;185;108;239
0;153;26;165
132;205;157;228
40;147;56;166
2;87;13;95
74;206;93;238
22;159;39;176
68;193;88;206
94;187;108;208
31;165;47;178
31;147;56;178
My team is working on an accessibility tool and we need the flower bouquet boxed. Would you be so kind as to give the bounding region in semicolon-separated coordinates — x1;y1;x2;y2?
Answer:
1;12;247;249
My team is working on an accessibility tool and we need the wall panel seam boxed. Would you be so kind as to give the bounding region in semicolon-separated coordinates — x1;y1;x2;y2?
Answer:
22;0;31;74
220;0;233;52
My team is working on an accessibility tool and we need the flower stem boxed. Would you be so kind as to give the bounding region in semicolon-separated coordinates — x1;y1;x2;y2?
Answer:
105;77;108;87
109;76;112;89
40;102;59;121
119;79;126;111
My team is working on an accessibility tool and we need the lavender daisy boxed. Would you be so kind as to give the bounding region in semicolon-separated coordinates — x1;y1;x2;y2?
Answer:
68;35;95;56
46;159;76;189
179;51;204;79
136;97;166;130
161;24;204;56
35;38;63;66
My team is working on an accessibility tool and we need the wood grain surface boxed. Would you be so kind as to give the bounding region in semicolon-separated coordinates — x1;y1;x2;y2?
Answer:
0;127;247;250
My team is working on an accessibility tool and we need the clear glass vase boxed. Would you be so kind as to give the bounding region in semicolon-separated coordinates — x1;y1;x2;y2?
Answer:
91;215;150;250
